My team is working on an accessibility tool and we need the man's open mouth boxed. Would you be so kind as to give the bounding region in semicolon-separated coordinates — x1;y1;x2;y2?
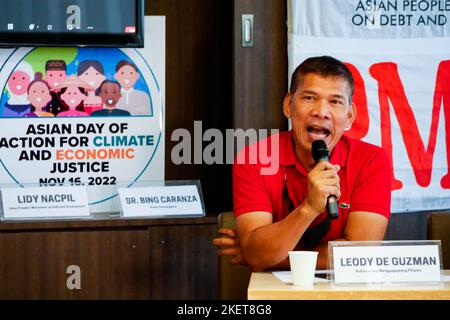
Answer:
307;126;331;139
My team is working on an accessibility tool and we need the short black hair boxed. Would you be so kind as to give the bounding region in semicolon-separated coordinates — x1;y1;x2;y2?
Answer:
45;60;66;71
98;80;121;92
115;60;137;73
290;56;354;100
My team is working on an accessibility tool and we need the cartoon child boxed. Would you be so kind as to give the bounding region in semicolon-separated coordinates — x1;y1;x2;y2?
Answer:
114;60;150;115
56;76;90;117
91;80;131;117
44;60;68;115
77;60;106;114
3;60;33;117
23;72;53;117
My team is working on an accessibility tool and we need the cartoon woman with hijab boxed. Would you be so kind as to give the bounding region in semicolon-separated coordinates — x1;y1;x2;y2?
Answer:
23;72;53;117
2;60;33;117
77;60;105;114
56;75;90;117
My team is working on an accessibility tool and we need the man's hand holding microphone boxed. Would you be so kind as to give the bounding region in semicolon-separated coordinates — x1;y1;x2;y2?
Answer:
304;140;340;220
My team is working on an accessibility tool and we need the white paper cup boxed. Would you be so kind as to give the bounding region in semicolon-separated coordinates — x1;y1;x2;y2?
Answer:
288;251;318;287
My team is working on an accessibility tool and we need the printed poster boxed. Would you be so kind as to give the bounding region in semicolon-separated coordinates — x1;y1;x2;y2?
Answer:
0;16;165;213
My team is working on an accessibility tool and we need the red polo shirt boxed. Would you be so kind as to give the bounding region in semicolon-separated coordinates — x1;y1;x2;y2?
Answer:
233;131;391;242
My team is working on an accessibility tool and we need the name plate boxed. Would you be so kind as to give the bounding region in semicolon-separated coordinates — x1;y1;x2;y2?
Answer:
330;241;442;284
119;185;204;218
1;186;90;220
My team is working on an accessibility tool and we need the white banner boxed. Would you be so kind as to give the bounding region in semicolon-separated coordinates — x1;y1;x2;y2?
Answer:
289;0;450;213
0;16;165;213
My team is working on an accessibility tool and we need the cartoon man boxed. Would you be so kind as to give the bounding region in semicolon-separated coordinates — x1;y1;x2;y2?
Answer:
44;60;68;115
2;60;33;117
91;80;131;117
114;60;150;115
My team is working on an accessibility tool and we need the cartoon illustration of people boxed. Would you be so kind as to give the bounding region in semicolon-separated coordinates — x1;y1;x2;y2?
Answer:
44;60;69;115
0;55;153;119
91;80;131;117
23;72;53;117
56;75;90;117
2;60;33;117
77;60;106;114
114;60;150;115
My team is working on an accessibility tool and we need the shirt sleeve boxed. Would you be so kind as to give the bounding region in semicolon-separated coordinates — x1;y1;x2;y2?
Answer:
233;160;273;218
349;148;392;219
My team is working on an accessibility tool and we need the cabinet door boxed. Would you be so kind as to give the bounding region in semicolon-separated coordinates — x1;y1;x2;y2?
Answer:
148;224;218;299
0;230;149;299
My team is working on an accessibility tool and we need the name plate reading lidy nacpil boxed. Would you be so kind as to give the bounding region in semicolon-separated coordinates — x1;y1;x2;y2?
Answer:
1;186;90;219
331;242;442;284
119;185;204;218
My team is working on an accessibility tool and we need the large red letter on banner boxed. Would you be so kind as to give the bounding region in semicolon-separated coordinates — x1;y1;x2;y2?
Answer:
370;61;450;190
344;63;370;140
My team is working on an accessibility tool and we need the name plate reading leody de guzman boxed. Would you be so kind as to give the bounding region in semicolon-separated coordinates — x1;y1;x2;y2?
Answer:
119;185;204;218
331;244;442;284
1;186;90;219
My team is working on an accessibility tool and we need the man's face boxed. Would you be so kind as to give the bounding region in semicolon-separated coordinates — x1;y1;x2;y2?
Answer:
283;73;356;163
114;65;139;90
100;82;122;107
46;70;67;89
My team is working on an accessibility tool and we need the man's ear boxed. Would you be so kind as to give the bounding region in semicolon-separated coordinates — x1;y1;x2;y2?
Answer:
347;102;357;129
283;93;293;118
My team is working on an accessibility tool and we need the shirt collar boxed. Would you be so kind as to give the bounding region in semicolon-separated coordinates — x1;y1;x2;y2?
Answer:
280;130;349;173
121;88;134;94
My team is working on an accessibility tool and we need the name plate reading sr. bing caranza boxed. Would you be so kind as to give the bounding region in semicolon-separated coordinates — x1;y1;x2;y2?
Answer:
119;185;204;218
330;242;442;285
1;186;90;220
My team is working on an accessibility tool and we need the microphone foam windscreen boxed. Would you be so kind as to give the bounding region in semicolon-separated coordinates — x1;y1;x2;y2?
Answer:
311;140;329;162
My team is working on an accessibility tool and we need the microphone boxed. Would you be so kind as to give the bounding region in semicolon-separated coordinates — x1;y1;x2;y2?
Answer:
311;140;339;220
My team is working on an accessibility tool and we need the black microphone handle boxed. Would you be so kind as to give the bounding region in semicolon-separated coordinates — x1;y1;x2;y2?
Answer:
318;157;339;219
311;140;339;219
326;194;339;220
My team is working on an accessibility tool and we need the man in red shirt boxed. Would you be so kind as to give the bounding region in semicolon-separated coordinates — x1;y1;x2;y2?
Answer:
214;56;391;271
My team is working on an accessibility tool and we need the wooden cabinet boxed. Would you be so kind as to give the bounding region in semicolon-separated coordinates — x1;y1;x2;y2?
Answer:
0;216;218;299
148;224;218;299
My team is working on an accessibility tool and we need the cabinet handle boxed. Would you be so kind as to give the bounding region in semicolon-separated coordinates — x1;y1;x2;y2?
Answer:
242;14;254;47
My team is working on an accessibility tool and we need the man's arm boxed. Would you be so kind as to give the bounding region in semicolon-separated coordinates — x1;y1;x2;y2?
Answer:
221;150;390;271
213;210;388;270
235;203;318;271
235;161;341;271
315;211;388;269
